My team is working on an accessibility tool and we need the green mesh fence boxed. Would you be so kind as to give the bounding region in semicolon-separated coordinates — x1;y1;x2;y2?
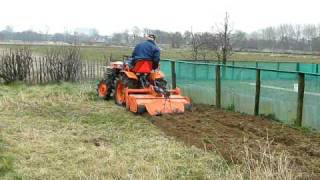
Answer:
160;59;172;85
221;67;256;114
184;60;320;74
260;71;298;124
303;75;320;129
258;62;278;70
160;59;320;130
175;61;216;105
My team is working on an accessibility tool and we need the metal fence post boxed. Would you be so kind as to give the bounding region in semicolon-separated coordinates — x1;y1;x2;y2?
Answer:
171;60;176;89
296;63;300;72
296;73;305;126
216;65;221;108
254;69;261;116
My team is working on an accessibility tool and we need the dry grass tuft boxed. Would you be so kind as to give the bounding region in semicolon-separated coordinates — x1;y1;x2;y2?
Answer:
238;138;295;180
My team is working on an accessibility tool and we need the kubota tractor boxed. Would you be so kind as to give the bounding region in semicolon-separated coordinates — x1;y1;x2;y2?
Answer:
97;59;191;115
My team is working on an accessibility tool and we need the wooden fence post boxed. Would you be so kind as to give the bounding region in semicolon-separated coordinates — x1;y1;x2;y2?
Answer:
93;61;97;80
296;73;305;126
80;61;83;81
32;59;35;84
171;60;176;89
254;69;261;116
216;65;221;108
97;60;100;79
28;58;32;84
84;61;87;80
39;58;43;84
35;58;39;84
316;64;319;74
296;63;300;72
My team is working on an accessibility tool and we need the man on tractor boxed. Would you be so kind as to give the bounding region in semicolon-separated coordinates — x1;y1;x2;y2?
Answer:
97;33;191;115
130;34;160;70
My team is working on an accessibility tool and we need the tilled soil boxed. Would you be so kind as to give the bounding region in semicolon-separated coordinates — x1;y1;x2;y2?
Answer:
151;105;320;179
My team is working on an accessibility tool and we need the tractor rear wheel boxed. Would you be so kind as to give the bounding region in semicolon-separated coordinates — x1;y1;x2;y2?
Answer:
114;79;126;106
114;75;139;106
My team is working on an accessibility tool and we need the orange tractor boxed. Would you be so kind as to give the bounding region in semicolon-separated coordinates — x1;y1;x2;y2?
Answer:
97;59;191;115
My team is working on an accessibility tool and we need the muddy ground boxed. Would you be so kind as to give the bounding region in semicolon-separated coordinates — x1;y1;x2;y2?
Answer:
151;105;320;179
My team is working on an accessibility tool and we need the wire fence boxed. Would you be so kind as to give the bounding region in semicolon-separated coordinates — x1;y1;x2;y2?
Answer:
161;59;320;131
1;55;319;130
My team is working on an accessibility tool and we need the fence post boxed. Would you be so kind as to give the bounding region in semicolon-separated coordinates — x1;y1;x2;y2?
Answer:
39;58;43;84
35;58;39;84
84;61;87;80
254;69;261;116
296;63;300;72
193;63;196;80
231;61;235;79
276;62;280;78
216;65;221;108
171;60;176;89
32;59;35;84
97;61;100;79
94;61;96;80
296;73;305;127
28;58;32;84
316;64;319;74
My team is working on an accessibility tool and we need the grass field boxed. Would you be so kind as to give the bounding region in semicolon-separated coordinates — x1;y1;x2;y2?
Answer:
0;82;232;179
0;43;318;179
0;82;299;179
1;44;319;63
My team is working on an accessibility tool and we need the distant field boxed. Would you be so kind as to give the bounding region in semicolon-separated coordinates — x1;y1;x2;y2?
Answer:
0;44;319;63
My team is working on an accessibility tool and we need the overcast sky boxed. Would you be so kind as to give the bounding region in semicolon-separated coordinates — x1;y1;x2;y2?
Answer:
0;0;319;35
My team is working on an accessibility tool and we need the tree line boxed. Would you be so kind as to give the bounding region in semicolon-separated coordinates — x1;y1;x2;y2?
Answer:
233;24;320;52
1;23;320;54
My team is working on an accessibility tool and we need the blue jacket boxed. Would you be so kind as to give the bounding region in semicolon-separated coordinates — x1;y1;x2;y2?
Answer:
132;40;160;69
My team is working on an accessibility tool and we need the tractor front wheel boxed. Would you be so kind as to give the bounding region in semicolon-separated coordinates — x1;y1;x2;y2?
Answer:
97;80;112;100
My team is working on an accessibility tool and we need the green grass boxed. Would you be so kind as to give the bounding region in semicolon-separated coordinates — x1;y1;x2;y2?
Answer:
0;82;248;179
1;44;319;63
0;138;13;176
0;132;20;179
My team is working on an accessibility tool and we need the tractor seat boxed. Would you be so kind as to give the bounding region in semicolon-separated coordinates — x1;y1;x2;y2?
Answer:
131;60;153;73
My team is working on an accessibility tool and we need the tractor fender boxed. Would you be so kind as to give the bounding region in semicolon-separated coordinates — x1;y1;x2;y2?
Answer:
150;71;165;80
123;71;138;80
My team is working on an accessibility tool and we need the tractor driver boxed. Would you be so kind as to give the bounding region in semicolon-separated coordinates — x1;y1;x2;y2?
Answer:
130;34;160;70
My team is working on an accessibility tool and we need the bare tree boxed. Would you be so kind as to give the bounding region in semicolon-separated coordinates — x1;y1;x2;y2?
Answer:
189;28;208;60
169;32;183;48
132;26;142;44
215;12;233;64
303;24;317;51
